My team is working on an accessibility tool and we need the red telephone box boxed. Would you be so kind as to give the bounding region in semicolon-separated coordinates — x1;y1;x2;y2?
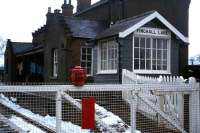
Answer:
70;66;87;86
81;97;95;129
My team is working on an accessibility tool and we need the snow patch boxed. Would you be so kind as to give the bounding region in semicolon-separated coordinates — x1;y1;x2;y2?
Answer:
95;104;141;133
9;115;46;133
0;94;90;133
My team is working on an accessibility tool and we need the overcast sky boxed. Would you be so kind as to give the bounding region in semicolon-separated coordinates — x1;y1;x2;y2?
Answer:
0;0;199;65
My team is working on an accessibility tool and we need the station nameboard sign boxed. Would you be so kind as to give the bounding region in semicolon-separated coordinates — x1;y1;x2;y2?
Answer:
134;27;171;37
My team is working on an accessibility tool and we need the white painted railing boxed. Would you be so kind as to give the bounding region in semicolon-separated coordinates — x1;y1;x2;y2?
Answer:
122;69;199;133
122;69;185;84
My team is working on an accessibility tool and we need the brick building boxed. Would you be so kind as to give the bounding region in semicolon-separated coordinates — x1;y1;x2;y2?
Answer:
4;0;191;83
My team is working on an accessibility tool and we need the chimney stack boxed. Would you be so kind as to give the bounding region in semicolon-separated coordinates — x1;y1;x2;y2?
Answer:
48;7;51;13
54;9;61;14
77;0;91;12
62;0;74;16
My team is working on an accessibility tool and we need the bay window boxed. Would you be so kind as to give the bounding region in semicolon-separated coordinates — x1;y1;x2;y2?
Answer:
98;40;118;73
133;36;170;74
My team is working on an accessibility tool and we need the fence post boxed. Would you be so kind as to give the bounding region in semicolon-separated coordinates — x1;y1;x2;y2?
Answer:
56;90;62;133
189;78;200;133
177;92;184;127
158;94;164;125
130;91;138;133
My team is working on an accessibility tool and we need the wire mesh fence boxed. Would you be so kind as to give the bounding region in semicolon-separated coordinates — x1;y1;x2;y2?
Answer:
0;83;199;133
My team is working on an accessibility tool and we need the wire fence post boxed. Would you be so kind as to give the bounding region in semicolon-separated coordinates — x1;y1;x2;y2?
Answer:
130;91;138;133
56;90;62;133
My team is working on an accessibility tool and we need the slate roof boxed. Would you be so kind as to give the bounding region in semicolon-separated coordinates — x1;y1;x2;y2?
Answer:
96;11;156;39
65;17;106;39
10;42;33;54
16;45;44;56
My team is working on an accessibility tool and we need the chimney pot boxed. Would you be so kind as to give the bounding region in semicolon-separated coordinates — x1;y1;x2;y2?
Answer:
54;9;60;13
48;7;51;13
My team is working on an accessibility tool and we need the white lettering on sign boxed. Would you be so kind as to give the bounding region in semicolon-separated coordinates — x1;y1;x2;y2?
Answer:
134;27;171;37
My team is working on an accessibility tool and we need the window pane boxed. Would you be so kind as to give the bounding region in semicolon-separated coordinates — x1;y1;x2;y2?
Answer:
153;39;157;48
157;60;161;65
146;38;151;48
163;65;167;70
140;48;145;59
157;39;162;49
157;65;161;70
163;60;167;65
87;48;92;54
153;49;156;59
108;49;112;59
108;60;112;70
163;50;167;60
163;40;168;49
153;60;157;70
100;41;118;71
140;59;145;69
157;50;162;59
101;61;106;70
146;60;151;70
146;49;151;59
135;37;139;47
82;55;86;60
82;48;86;53
134;48;139;58
87;55;91;60
157;60;161;70
140;38;145;48
81;47;92;74
134;59;139;69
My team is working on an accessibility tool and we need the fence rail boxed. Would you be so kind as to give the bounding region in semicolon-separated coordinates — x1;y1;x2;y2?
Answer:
0;71;199;133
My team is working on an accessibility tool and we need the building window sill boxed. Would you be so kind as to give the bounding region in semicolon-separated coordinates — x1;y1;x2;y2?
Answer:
97;70;117;74
133;70;171;75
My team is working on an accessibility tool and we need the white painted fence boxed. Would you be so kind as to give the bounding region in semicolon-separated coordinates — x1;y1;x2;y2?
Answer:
122;69;200;133
122;69;186;84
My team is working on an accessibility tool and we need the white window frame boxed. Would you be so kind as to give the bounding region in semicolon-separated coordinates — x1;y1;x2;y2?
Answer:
132;34;171;74
81;47;93;76
53;49;58;77
97;39;118;74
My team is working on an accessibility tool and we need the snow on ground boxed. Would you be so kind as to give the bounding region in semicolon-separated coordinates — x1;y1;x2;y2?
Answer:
0;94;90;133
9;115;46;133
95;104;141;133
0;93;141;133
